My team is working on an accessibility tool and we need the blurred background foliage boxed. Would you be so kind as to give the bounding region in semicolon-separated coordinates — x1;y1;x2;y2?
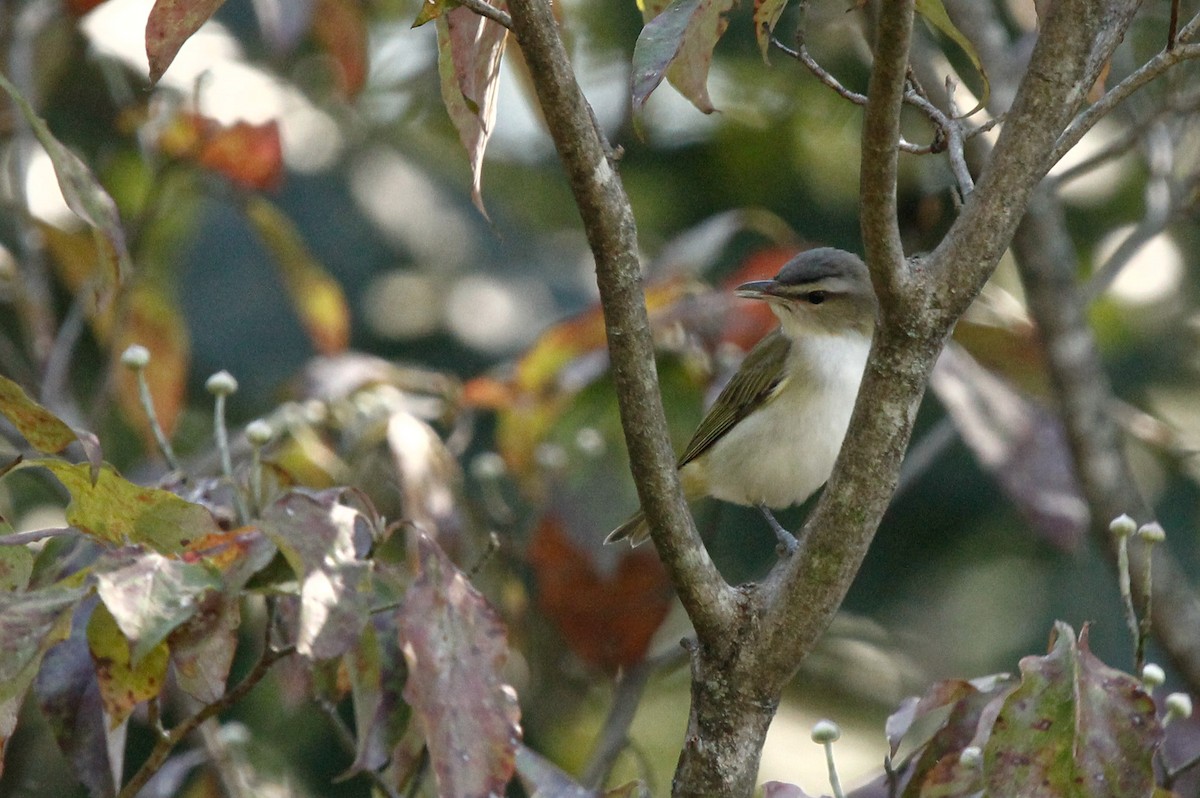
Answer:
1;0;1199;794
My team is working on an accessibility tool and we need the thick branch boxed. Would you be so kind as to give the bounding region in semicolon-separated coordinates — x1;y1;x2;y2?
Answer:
504;0;736;641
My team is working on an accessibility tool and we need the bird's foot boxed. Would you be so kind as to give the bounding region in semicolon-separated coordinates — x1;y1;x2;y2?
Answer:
757;504;799;557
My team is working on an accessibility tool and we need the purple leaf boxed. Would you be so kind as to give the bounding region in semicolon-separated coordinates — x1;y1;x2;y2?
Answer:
631;0;734;114
399;533;521;798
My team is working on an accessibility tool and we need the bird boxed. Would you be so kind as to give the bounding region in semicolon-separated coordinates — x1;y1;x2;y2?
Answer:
605;247;878;553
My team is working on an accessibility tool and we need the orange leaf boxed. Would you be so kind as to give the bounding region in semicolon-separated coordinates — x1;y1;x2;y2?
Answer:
197;119;284;191
311;0;369;98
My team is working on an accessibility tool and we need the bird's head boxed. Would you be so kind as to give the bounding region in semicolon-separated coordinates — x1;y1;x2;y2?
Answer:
735;247;877;339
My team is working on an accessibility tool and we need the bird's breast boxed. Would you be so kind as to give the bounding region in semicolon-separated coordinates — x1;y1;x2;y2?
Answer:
684;333;870;509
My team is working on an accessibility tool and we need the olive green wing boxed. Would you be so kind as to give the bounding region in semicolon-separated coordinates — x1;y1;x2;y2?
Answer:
676;330;792;469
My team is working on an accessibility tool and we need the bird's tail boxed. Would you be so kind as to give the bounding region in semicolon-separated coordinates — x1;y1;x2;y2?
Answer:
604;510;650;547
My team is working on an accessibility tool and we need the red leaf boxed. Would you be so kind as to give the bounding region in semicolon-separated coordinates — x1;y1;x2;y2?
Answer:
146;0;228;85
527;516;673;674
196;119;284;191
311;0;369;98
399;534;521;797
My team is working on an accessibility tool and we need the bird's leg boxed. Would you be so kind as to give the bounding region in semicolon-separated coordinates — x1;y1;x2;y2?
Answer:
757;504;799;556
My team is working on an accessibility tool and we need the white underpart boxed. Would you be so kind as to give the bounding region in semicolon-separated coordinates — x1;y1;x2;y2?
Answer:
684;328;871;509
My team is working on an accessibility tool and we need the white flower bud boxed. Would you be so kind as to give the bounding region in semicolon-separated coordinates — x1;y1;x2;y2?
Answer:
1137;522;1166;544
1109;513;1136;538
1141;663;1166;689
471;451;507;480
1166;693;1193;721
205;370;239;396
811;719;841;744
245;419;273;446
959;746;982;767
120;344;150;369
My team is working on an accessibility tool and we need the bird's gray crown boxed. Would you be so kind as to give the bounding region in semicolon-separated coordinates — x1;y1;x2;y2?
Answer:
774;247;868;287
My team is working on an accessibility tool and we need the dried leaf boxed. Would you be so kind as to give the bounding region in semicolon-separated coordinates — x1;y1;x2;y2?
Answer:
87;603;169;727
631;0;735;115
399;533;521;798
244;196;351;355
260;490;372;660
95;550;221;664
435;4;508;216
167;592;240;703
20;459;223;554
146;0;228;84
0;73;130;284
196;119;284;191
985;622;1161;798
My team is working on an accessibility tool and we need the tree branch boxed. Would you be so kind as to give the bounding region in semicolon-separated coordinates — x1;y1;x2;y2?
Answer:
503;0;737;643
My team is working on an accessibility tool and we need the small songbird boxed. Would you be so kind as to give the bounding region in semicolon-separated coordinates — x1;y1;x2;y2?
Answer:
605;247;878;552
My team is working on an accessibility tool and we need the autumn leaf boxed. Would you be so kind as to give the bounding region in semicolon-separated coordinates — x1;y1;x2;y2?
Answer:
94;550;222;664
86;603;169;727
0;72;129;285
146;0;228;84
399;533;521;798
167;592;240;703
17;459;223;554
259;489;372;660
915;0;990;115
0;375;102;477
244;196;351;355
435;4;508;217
631;0;735;115
985;623;1161;798
753;0;788;62
311;0;369;98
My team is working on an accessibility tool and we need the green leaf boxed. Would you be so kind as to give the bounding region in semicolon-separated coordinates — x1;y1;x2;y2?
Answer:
915;0;990;116
145;0;229;84
0;545;34;592
0;374;103;482
94;550;221;664
18;459;222;555
0;73;130;285
0;584;87;704
631;0;735;115
435;4;508;217
86;602;169;727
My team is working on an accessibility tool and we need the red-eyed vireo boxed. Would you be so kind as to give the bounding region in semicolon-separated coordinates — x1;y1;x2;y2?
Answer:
605;247;877;553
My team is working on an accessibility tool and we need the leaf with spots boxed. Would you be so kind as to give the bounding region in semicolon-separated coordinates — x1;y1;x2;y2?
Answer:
86;602;169;728
435;3;508;217
94;550;222;665
0;374;103;481
0;73;130;285
399;533;521;798
167;592;240;703
146;0;228;84
753;0;788;62
259;489;372;660
0;545;34;592
17;459;222;555
631;0;735;115
984;622;1161;798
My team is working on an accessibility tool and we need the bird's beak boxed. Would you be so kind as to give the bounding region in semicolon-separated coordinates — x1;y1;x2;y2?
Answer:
735;279;780;300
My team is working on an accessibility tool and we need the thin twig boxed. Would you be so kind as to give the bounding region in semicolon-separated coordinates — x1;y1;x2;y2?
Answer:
1168;0;1181;50
581;646;689;788
117;644;295;798
1050;40;1200;168
0;526;77;546
457;0;513;30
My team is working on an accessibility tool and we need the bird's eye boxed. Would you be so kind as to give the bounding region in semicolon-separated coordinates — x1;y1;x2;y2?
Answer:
806;291;827;305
